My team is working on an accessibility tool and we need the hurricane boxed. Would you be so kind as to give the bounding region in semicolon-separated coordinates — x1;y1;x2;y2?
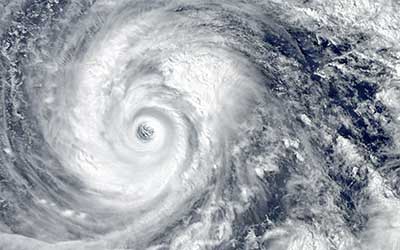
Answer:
0;0;400;249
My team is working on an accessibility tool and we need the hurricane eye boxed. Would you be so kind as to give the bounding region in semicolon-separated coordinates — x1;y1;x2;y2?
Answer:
137;123;155;142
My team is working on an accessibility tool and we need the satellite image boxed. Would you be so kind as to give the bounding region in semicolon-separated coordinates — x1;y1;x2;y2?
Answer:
0;0;399;249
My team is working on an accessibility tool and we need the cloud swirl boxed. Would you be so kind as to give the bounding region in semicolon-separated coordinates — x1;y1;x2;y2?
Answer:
0;0;399;249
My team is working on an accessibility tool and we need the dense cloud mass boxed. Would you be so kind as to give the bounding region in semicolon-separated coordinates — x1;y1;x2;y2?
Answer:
0;0;400;249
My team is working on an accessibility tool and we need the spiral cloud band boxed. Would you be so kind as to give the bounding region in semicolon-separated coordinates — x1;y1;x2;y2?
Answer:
0;0;400;249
